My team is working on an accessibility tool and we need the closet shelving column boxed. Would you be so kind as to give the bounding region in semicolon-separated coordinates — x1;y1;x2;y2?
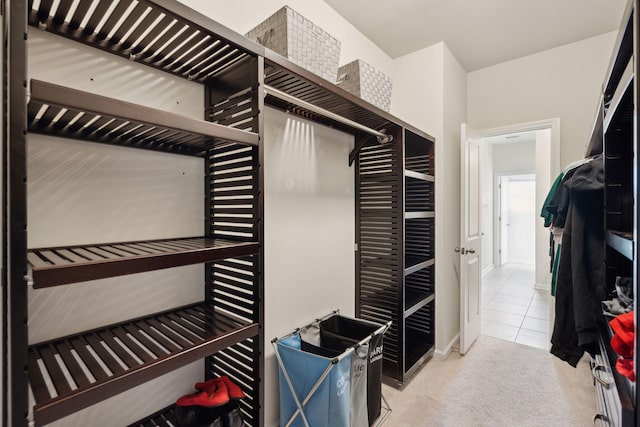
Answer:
6;0;264;425
592;0;637;425
354;126;435;386
402;129;435;381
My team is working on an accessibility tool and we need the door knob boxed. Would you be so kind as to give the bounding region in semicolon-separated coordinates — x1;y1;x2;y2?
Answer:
454;247;466;254
466;249;476;254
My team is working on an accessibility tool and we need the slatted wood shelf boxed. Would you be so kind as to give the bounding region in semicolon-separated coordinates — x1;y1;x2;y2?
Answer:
28;237;259;288
405;257;435;277
29;303;258;426
404;292;435;319
606;230;634;261
405;170;435;182
28;79;258;156
127;405;177;427
603;59;634;134
264;52;435;144
29;0;263;83
405;211;435;220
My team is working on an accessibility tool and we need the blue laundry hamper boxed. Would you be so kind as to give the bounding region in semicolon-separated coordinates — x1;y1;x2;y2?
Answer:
273;311;391;427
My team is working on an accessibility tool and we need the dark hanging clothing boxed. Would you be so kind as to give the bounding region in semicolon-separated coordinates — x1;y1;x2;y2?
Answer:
550;157;605;366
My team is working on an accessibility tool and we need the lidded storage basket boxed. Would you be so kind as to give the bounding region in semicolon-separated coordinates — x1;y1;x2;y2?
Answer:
245;6;341;82
337;59;393;112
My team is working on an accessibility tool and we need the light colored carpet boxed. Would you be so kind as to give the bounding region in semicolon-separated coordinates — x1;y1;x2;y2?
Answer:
380;336;595;427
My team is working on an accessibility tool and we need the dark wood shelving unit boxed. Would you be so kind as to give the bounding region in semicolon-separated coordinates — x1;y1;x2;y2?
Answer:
8;0;266;425
592;0;638;425
6;0;438;424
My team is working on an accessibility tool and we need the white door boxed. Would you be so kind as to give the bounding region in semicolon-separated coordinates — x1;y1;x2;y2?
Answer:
459;124;482;354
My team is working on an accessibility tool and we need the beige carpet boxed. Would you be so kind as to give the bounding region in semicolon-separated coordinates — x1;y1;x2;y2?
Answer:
380;336;595;427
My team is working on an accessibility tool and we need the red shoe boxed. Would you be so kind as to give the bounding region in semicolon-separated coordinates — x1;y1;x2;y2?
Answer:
176;381;230;407
195;376;246;400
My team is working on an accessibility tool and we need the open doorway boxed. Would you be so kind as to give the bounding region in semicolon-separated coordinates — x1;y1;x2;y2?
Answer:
460;119;559;353
479;131;550;349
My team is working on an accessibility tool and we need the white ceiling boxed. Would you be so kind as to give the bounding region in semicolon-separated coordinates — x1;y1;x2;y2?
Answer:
324;0;628;71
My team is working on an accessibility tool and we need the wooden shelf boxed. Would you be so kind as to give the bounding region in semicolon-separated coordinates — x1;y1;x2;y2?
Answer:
405;211;435;220
603;59;634;134
29;0;263;83
29;303;258;426
28;237;259;288
405;257;435;276
404;292;435;318
127;405;177;427
405;170;435;182
263;52;434;143
28;80;258;156
606;230;633;261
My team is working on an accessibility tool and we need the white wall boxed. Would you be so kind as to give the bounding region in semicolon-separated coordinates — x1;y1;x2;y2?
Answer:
493;140;536;174
468;32;617;167
535;129;553;287
263;108;355;425
390;42;466;356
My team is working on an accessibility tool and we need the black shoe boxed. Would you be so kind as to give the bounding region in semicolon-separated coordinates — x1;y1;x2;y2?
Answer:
217;401;244;427
174;405;221;427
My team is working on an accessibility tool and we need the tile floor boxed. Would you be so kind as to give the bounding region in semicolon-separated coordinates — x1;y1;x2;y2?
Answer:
481;263;552;350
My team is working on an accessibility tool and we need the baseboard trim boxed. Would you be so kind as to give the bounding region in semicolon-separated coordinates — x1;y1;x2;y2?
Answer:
434;333;460;359
534;282;551;291
481;264;495;276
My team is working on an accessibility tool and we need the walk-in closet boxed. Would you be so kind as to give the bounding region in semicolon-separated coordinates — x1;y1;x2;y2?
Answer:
2;0;635;426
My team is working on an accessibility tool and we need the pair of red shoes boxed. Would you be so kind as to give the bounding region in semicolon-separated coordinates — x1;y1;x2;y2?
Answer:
176;376;246;408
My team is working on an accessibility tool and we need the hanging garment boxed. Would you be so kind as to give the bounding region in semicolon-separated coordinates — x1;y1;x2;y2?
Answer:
540;172;564;227
550;157;605;366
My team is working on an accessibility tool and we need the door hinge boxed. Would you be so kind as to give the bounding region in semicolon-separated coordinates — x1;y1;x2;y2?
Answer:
354;243;358;251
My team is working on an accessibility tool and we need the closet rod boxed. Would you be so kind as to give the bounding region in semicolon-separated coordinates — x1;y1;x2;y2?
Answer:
263;85;393;143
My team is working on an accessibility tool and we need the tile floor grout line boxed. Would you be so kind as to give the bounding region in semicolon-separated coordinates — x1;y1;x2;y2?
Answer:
515;288;537;342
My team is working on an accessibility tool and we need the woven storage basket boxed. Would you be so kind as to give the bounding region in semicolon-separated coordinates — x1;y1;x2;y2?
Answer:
245;6;341;83
337;59;393;112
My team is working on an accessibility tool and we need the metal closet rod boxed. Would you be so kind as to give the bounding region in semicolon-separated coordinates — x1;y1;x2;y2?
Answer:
263;85;393;143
